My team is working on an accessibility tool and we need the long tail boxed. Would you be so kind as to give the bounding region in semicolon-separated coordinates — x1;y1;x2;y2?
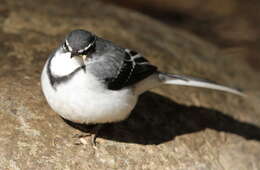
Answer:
158;72;245;96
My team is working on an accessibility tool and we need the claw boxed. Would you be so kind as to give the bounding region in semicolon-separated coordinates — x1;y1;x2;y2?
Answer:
72;133;91;138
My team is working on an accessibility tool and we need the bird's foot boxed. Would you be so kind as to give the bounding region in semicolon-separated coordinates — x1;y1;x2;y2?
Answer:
73;133;91;145
72;124;103;148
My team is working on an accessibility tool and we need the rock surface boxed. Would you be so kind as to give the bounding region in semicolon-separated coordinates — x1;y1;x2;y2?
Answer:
0;0;260;169
103;0;260;72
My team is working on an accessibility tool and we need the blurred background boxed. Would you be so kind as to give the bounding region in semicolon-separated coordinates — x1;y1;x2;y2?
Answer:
102;0;260;71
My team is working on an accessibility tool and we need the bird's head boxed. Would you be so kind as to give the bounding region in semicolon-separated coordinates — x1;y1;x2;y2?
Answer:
62;29;96;59
49;29;97;77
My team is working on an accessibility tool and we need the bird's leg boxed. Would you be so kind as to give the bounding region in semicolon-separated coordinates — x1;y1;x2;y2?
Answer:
91;124;103;146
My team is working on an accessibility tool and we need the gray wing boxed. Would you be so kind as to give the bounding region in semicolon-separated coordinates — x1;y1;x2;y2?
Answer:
106;49;157;90
87;41;157;90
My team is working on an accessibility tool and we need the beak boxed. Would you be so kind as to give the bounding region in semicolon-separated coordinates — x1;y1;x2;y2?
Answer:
70;52;87;61
81;55;87;61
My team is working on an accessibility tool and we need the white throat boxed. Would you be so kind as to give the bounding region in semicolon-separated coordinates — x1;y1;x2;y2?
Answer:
50;49;84;77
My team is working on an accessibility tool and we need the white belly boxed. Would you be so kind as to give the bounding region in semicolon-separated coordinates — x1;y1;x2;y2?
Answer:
41;64;138;124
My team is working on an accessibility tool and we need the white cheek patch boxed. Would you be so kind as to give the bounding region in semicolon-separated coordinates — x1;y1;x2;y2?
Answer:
51;51;84;76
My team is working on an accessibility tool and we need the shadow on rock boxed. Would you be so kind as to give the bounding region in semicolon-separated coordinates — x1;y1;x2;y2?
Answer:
63;92;260;145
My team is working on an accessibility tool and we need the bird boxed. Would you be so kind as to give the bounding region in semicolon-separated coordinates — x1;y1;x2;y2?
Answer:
41;29;244;145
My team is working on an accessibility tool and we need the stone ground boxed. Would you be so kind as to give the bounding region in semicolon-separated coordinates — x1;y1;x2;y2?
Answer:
103;0;260;72
0;0;260;169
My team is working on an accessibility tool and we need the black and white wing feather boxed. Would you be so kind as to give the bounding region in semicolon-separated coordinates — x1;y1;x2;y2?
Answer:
106;49;157;90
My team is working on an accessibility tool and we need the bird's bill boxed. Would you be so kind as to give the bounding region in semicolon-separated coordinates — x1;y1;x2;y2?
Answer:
70;53;87;61
81;55;87;61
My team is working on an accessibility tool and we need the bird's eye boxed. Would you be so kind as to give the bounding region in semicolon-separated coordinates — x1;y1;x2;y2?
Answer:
63;42;70;52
